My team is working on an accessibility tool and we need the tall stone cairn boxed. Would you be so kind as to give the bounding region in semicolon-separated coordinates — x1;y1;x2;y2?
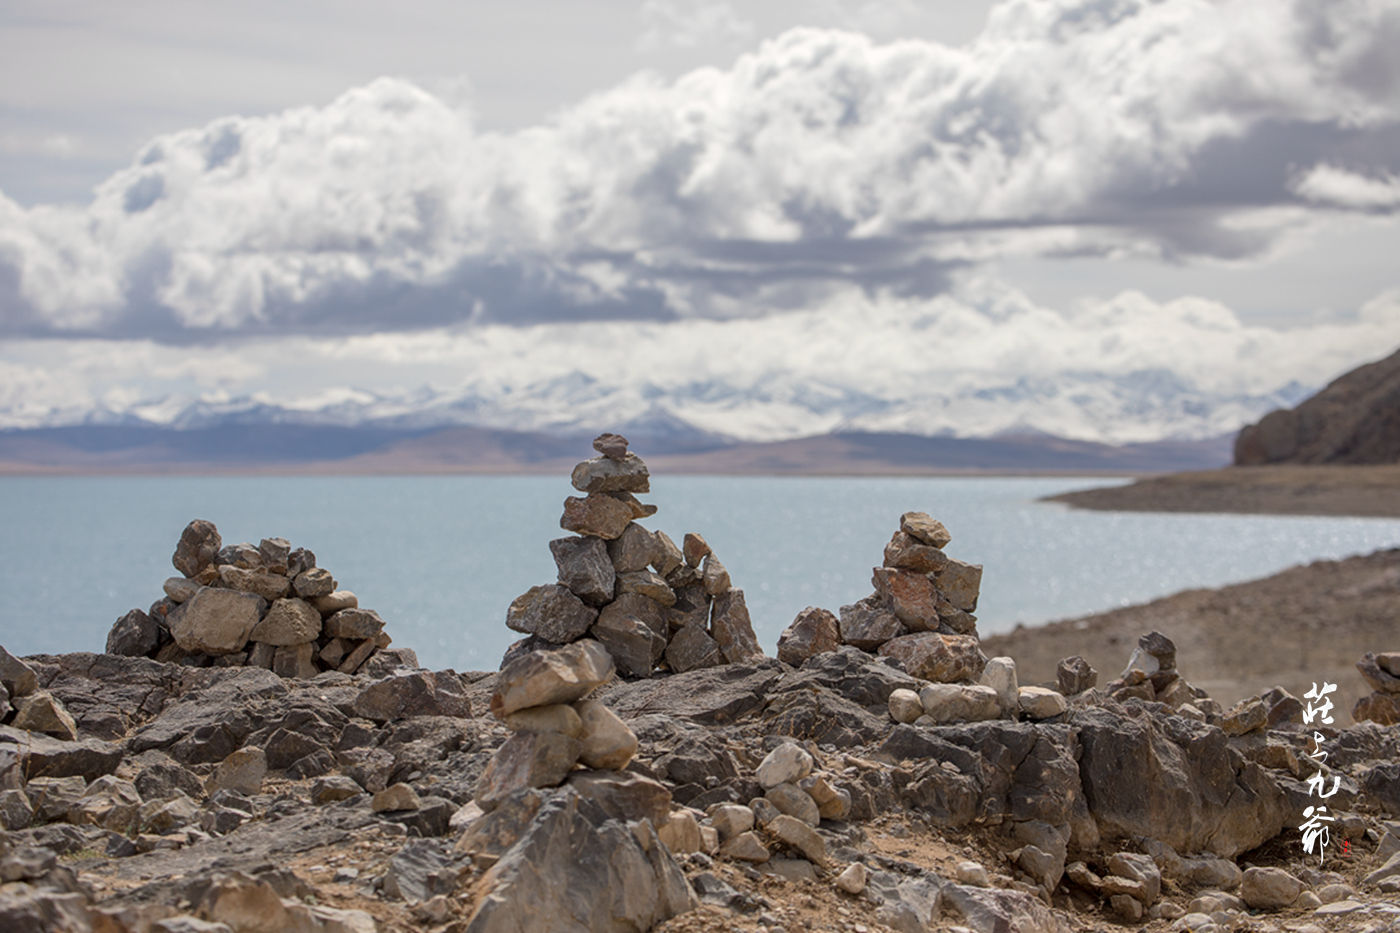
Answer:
103;519;410;678
504;433;764;678
778;512;987;683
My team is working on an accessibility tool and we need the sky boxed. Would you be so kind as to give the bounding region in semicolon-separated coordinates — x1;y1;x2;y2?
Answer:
1;0;1399;443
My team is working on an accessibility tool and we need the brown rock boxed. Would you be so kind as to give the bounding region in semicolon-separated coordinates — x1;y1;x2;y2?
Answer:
1057;656;1098;696
607;523;662;572
599;592;668;637
934;558;983;612
574;698;638;770
877;632;986;683
1379;652;1400;677
12;691;78;740
711;589;763;663
0;646;38;698
776;607;840;666
324;608;386;639
1222;696;1267;735
592;607;666;678
652;531;684;576
272;643;317;679
249;598;322;646
162;576;200;603
106;608;161;657
665;584;710;631
565;769;670;827
549;536;615;606
1357;652;1400;694
838;598;906;650
474;731;582;811
683;533;711;567
172;519;222;577
292;567;336;598
700;554;731;596
882;531;950;573
570;452;650;494
504;704;584;737
311;590;358;615
258;536;292;571
338;638;377;674
372;782;422;812
561;494;634;540
606;490;658;519
217;565;291;601
616;570;676;606
592;432;629;460
491;639;615;718
217;542;261;569
899;512;951;548
169;587;265;655
207;747;267;796
506;584;598;643
1353;692;1400;725
352;670;472;721
665;623;722;673
872;567;942;630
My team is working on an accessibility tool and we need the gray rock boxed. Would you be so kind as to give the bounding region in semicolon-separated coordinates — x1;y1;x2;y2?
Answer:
564;769;671;827
719;829;771;862
13;691;79;740
665;623;722;674
272;643;317;679
1108;851;1161;903
664;584;710;632
491;640;615;718
592;605;666;678
163;576;201;603
465;791;695;932
877;632;986;683
169;587;265;656
899;512;951;548
757;742;813;788
765;782;820;827
979;656;1019;714
257;536;291;570
888;687;924;724
574;698;638;770
651;531;684;576
776;607;840;666
249;598;322;646
872;567;943;630
507;584;598;644
474;731;582;811
570;453;650;494
206;747;267;796
216;542;261;569
1357;652;1400;694
592;432;629;460
707;803;755;841
560;495;634;540
615;570;676;606
173;519;222;577
549;536;615;606
838;598;905;650
711;589;763;663
1056;656;1097;695
1240;866;1302;910
287;546;316;577
767;813;828;866
106;608;161;657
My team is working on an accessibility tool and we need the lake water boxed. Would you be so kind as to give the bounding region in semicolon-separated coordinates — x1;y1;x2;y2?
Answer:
3;474;1399;672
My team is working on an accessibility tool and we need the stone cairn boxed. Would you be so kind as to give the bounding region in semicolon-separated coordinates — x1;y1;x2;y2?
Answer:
504;433;764;677
104;520;401;678
1353;651;1400;725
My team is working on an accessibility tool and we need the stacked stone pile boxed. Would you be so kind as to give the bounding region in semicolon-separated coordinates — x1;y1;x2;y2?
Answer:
1099;631;1224;722
1353;651;1400;725
104;519;401;678
779;511;987;683
505;433;764;677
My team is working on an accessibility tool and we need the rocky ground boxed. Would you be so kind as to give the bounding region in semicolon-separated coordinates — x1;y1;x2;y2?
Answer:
984;549;1400;711
1043;465;1400;517
3;639;1400;933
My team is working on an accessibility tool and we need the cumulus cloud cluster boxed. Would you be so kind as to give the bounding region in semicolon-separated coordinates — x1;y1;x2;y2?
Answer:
1;0;1398;441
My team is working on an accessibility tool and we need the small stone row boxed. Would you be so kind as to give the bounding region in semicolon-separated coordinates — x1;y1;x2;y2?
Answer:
104;519;395;678
886;655;1068;726
505;434;764;678
1352;651;1400;725
777;512;987;684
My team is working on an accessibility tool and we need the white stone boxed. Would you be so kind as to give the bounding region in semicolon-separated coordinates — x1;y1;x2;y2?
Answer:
756;742;813;789
918;683;1001;724
887;688;923;724
955;861;990;886
1017;686;1068;720
835;862;867;894
979;656;1019;714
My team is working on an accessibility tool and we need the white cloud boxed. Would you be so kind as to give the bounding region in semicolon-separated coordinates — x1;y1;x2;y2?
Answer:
5;281;1396;442
1292;163;1400;210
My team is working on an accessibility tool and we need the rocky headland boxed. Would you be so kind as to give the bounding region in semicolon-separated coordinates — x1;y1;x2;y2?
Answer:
2;436;1399;933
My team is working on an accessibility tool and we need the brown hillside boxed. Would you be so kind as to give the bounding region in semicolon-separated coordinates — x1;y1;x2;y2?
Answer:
1235;345;1400;464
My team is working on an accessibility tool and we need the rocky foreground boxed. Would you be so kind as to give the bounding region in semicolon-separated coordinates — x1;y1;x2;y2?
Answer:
3;435;1400;933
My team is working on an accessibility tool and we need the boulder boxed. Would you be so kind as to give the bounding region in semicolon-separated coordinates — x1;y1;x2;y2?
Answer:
882;531;950;573
258;536;291;570
707;803;755;841
765;782;820;827
767;813;828;866
757;743;814;789
872;567;942;630
169;587;265;656
574;698;638;770
776;607;840;666
1222;696;1267;735
475;731;582;811
565;770;671;827
979;656;1019;714
206;747;267;796
606;523;661;573
888;688;924;724
323;607;386;640
918;683;1001;724
507;585;598;644
1241;866;1303;910
651;532;684;576
570;453;650;494
312;590;359;615
549;536;615;606
710;590;763;663
352;672;472;722
272;643;317;679
838;598;905;650
0;648;39;697
163;576;200;602
561;495;635;540
899;512;951;548
491;640;615;718
106;608;161;657
877;632;986;683
464;791;696;932
249;598;322;646
720;830;771;862
12;692;79;740
1017;686;1068;720
1056;656;1097;696
664;585;711;631
173;519;222;577
665;624;722;673
217;542;261;569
